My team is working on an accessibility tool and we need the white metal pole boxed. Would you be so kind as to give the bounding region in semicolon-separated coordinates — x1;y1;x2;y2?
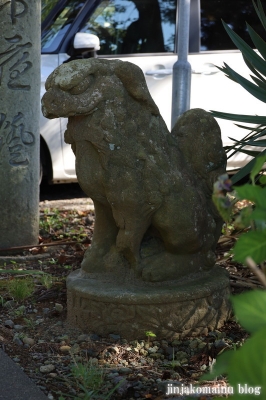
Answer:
171;0;191;129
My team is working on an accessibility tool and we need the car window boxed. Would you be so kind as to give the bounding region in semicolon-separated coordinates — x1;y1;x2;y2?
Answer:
201;0;266;51
79;0;177;55
42;0;85;52
41;0;59;22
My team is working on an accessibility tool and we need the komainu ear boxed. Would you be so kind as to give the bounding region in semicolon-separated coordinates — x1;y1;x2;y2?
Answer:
45;59;111;91
112;61;159;116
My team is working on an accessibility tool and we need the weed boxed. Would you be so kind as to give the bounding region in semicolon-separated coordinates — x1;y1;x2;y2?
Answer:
39;208;89;241
13;332;25;341
72;360;104;392
23;317;35;329
8;278;34;302
0;295;5;307
145;330;156;345
58;359;125;400
41;273;54;289
169;347;180;369
40;209;63;233
13;305;26;316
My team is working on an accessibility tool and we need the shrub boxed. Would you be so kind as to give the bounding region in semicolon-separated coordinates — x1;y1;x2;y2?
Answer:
209;155;266;398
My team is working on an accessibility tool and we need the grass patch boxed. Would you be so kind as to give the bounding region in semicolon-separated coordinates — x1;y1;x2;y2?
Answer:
8;278;35;302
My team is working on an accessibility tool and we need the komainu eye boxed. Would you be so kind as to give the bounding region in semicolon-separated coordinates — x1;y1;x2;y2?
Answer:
69;74;94;95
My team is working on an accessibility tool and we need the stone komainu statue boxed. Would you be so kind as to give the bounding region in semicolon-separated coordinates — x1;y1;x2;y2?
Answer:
42;59;226;282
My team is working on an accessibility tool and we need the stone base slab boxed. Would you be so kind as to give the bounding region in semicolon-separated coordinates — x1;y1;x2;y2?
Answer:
66;265;231;340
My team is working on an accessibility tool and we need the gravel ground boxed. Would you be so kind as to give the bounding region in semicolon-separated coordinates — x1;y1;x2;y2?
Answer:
0;196;257;399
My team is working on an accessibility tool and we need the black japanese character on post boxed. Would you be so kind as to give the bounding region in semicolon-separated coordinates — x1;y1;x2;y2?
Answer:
0;35;32;90
0;111;35;166
0;0;28;24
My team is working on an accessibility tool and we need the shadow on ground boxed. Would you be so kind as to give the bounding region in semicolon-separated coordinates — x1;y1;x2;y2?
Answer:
40;182;87;201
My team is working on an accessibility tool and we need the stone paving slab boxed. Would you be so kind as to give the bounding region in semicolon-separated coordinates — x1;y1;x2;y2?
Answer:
0;349;48;400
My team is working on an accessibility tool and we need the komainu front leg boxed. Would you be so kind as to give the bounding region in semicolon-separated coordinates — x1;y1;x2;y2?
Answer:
114;213;152;276
81;200;118;273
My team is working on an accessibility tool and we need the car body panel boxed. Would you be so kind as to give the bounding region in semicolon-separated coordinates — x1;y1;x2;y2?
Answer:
40;0;265;182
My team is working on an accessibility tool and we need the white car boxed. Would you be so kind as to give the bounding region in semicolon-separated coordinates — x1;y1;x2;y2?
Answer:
41;0;266;183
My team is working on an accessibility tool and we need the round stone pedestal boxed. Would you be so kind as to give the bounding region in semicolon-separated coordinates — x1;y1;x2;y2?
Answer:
66;265;231;340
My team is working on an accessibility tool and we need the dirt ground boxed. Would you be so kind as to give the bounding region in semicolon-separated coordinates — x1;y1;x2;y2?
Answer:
0;191;261;399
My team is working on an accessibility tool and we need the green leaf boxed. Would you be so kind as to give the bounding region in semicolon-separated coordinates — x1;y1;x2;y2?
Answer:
259;175;266;184
250;74;266;90
234;206;254;229
212;194;232;222
244;55;266;85
227;137;266;147
233;230;266;263
231;150;266;184
222;62;266;103
145;330;156;337
231;161;256;185
230;149;260;157
234;124;266;133
234;184;266;208
200;350;234;381
231;291;266;333
227;327;266;397
216;64;239;83
234;139;266;147
247;23;266;61
222;20;266;78
210;111;266;124
203;326;266;398
253;0;266;31
225;127;266;159
249;127;266;138
235;124;266;132
252;207;266;220
250;153;266;184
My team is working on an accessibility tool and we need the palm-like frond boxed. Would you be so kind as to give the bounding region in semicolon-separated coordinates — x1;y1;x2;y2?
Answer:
211;0;266;182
